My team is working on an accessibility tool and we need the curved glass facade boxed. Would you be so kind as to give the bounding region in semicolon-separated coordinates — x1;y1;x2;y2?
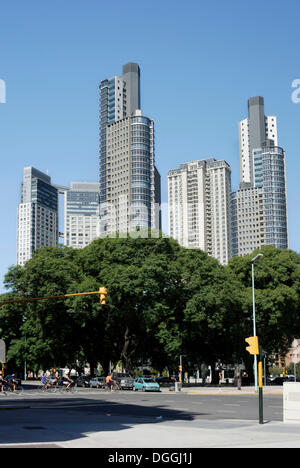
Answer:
99;64;161;236
99;79;109;204
130;116;154;229
253;146;288;249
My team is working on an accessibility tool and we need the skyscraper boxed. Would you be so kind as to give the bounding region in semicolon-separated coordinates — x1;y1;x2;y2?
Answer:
168;158;232;265
238;96;278;186
17;167;58;265
99;63;141;206
63;182;100;249
253;143;288;249
231;98;288;257
99;63;161;236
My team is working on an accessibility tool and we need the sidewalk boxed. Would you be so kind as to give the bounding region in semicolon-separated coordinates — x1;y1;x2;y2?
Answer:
58;418;300;448
22;380;283;395
163;385;283;395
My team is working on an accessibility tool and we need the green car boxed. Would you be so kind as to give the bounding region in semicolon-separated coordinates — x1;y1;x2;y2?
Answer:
133;377;160;392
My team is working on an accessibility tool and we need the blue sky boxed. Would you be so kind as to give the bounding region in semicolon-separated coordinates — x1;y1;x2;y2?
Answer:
0;0;299;291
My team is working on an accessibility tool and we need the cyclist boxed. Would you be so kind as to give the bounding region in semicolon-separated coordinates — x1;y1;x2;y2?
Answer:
0;372;7;393
6;374;18;392
51;374;58;387
41;372;49;391
106;373;114;392
64;371;73;390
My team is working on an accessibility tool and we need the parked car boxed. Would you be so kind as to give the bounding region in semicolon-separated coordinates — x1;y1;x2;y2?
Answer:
76;375;92;388
286;375;300;382
89;377;106;389
155;376;175;386
133;377;160;392
267;376;290;385
112;373;134;390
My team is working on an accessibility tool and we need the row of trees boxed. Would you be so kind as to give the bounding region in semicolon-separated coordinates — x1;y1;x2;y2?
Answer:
0;234;299;383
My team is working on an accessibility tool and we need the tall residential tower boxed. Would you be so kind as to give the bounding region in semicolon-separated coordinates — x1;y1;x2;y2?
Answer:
168;158;232;265
99;63;161;235
238;96;278;186
232;97;288;257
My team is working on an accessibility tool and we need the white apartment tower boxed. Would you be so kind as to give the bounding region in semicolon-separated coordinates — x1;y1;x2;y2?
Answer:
168;158;231;265
17;167;58;266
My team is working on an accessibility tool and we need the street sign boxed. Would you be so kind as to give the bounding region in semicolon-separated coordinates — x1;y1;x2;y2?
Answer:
292;349;300;364
0;339;6;363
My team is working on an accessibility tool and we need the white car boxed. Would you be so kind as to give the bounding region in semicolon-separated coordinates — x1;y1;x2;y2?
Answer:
89;377;106;389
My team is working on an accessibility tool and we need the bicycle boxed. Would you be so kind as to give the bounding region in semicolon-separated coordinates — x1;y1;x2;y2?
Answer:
0;382;11;394
2;382;23;394
59;380;78;394
38;382;58;393
14;383;24;394
105;380;120;392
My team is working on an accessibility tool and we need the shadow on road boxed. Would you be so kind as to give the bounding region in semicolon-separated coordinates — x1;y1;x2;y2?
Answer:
0;393;210;446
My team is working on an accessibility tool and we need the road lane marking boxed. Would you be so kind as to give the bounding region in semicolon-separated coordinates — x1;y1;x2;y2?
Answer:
215;410;237;413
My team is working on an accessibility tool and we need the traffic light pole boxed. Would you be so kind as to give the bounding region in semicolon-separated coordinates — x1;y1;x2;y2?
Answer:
245;336;264;424
0;287;107;307
252;262;258;393
179;355;183;387
258;347;264;424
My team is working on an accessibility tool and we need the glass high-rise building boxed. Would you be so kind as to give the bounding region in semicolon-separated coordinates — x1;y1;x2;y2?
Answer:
238;96;278;186
63;182;100;249
99;63;141;205
99;63;161;236
17;167;58;265
231;98;288;257
253;144;288;249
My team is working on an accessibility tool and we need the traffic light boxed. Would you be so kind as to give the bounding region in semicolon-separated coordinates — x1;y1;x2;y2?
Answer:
178;365;182;383
99;287;107;305
245;336;259;355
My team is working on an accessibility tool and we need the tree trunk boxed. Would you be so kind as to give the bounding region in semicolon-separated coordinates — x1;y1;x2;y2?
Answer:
209;361;219;385
88;358;97;377
120;326;136;373
101;360;110;376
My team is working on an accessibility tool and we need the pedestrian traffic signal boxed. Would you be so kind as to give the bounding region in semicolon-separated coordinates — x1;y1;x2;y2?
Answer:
99;287;107;305
245;336;259;355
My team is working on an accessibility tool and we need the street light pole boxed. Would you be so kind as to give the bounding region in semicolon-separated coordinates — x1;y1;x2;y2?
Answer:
24;334;27;381
251;253;263;393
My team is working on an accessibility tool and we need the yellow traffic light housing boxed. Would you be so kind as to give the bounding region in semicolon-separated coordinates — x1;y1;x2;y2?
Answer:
99;287;107;305
245;336;259;355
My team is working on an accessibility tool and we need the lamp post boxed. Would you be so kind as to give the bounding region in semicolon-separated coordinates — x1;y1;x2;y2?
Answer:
22;316;27;382
251;253;263;392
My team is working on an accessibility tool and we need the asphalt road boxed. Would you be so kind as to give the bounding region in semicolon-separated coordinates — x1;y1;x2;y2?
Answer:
0;385;287;449
0;385;283;422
